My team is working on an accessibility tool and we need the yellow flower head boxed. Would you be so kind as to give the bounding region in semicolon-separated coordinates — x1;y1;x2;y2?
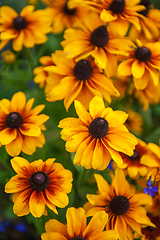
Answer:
132;80;160;110
68;0;145;37
118;39;160;90
84;169;155;240
45;50;120;110
1;49;16;64
41;207;119;240
61;12;135;75
42;0;89;34
129;1;160;43
141;214;160;240
0;5;52;51
5;157;73;218
0;92;49;156
33;55;55;90
58;96;137;170
116;139;151;179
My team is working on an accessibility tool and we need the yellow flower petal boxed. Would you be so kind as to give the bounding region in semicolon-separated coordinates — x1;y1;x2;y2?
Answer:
66;207;86;238
11;91;26;113
89;96;105;119
29;190;46;218
13;189;31;216
132;60;145;78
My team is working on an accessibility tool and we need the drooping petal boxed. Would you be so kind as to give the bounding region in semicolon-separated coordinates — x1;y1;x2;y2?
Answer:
13;189;32;216
29;190;46;218
5;131;23;156
0;128;17;144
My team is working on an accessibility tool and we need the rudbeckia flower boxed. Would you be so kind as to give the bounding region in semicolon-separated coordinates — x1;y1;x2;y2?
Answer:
129;0;160;43
41;207;119;240
132;80;160;110
84;169;155;240
45;50;119;110
42;0;89;34
61;12;135;76
115;139;150;179
68;0;145;37
58;96;137;170
33;54;55;92
0;92;49;156
141;214;160;240
0;5;52;51
118;39;160;90
5;157;73;218
1;49;16;64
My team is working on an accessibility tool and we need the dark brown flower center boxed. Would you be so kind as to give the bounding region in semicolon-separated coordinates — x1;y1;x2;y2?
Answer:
5;112;23;129
30;171;50;191
73;59;93;81
90;25;109;48
89;117;109;139
130;150;140;161
63;2;76;15
138;0;151;16
135;46;151;62
72;237;85;240
109;0;125;14
110;195;130;215
13;16;28;30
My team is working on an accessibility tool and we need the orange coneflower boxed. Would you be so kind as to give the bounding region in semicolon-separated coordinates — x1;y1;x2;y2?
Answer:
84;169;155;240
5;157;73;218
58;96;137;170
0;92;49;156
0;5;52;51
41;207;119;240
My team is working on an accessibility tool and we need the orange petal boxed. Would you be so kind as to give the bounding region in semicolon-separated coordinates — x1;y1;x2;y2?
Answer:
11;92;26;113
29;190;46;218
66;207;86;238
0;128;17;144
13;189;32;216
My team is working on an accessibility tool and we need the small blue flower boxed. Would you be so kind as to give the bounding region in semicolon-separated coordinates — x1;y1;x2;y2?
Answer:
144;176;159;197
14;222;27;233
0;223;5;233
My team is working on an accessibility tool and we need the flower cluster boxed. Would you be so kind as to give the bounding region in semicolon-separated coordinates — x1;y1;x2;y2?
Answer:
1;0;160;240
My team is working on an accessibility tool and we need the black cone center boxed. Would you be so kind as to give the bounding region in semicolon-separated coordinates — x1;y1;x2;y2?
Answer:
73;60;93;81
89;117;109;139
13;16;27;30
110;195;130;215
30;171;50;191
135;46;151;62
90;25;109;48
109;0;125;14
5;112;23;129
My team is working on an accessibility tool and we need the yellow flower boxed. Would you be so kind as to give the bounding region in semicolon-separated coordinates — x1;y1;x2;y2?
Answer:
140;142;160;169
125;107;143;135
42;0;89;34
146;195;160;217
129;2;160;43
61;12;135;76
0;92;49;156
45;50;119;110
141;214;160;240
41;207;119;240
132;80;160;110
116;139;151;179
84;169;155;240
5;157;73;218
68;0;145;37
118;39;160;90
0;5;52;51
1;49;16;64
58;96;137;170
33;55;55;91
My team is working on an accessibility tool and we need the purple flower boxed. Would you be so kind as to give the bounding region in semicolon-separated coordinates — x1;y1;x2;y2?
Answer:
144;176;158;197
